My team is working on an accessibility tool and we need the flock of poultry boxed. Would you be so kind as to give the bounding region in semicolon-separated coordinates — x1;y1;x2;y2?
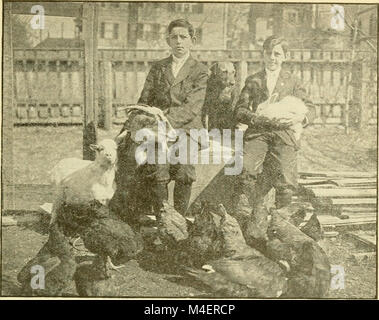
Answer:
16;106;330;298
18;190;330;298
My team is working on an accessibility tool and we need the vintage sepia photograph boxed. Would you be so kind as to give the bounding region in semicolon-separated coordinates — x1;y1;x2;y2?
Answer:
1;1;377;299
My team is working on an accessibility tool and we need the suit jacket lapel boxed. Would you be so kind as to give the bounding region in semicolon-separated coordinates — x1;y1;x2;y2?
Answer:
162;56;175;86
272;68;289;98
260;70;269;101
172;55;195;87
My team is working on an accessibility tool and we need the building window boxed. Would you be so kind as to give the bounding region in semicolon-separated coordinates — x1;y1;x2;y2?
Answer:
183;4;191;13
168;3;175;11
267;17;274;29
173;3;203;13
100;22;119;39
284;9;299;24
137;23;144;40
193;3;204;14
136;23;161;41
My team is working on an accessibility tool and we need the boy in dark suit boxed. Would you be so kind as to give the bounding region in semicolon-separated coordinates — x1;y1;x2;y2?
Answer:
234;35;316;239
114;19;208;219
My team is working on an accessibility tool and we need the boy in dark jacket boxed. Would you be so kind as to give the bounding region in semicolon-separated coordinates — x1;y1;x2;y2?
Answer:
113;19;208;220
234;35;316;239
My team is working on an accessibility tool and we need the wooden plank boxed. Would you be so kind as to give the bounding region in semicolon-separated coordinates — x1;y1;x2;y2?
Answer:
341;206;377;213
82;3;98;160
2;2;15;210
319;215;376;226
298;178;332;185
342;212;377;218
346;231;376;249
329;198;376;206
330;178;377;187
300;184;337;189
299;171;377;178
310;188;376;198
312;197;377;215
2;216;17;226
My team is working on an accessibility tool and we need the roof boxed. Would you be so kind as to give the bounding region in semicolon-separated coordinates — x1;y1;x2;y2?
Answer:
34;38;84;49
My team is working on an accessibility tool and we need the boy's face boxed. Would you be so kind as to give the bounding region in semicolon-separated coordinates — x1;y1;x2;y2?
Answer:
166;27;194;58
263;44;286;71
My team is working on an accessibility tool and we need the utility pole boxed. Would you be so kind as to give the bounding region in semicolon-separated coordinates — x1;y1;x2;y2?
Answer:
344;17;358;134
82;3;99;160
223;3;229;50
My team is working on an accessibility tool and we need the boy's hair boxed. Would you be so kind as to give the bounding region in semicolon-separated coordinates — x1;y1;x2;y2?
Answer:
167;19;194;38
263;35;289;55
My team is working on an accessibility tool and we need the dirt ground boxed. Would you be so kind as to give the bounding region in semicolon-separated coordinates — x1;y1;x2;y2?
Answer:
1;222;376;298
12;125;377;185
2;124;377;298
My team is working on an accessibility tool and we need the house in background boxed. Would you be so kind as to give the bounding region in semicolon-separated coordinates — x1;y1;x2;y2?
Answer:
13;2;376;52
248;3;314;49
247;3;377;50
98;2;227;49
13;2;227;50
311;4;377;50
13;14;77;48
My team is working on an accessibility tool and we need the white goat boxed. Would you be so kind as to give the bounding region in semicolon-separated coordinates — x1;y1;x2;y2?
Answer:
49;138;118;225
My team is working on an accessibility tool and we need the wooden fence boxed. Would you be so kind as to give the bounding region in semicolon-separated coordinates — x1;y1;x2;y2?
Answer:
12;48;377;127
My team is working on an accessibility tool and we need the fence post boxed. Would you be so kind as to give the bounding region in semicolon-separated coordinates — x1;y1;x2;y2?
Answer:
102;61;113;130
2;2;15;211
359;59;371;129
344;19;358;134
82;3;98;160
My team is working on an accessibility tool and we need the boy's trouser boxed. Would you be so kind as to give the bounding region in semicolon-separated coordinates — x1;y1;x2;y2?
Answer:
112;135;197;220
147;134;197;216
236;132;298;210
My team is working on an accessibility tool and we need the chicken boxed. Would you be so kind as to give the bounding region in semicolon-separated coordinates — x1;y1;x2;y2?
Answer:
266;210;331;298
156;201;189;248
17;223;77;296
80;202;144;279
289;207;307;227
186;256;287;298
300;213;324;242
184;202;226;266
243;204;270;248
186;204;288;297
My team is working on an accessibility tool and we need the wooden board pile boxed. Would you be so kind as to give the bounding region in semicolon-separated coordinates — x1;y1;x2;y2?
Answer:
297;171;377;231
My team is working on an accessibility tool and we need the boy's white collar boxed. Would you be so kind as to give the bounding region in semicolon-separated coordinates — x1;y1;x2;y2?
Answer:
265;67;281;76
172;52;190;64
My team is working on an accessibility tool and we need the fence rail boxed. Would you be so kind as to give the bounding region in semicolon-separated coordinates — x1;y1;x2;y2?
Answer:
12;48;377;127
